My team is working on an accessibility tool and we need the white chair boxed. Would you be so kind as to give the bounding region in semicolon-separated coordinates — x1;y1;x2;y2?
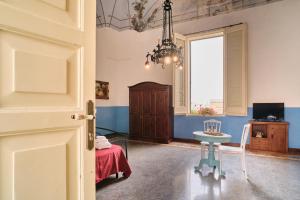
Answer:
203;119;221;133
201;119;222;159
218;124;250;179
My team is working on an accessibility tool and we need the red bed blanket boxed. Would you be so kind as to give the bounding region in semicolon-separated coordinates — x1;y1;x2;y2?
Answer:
95;144;131;183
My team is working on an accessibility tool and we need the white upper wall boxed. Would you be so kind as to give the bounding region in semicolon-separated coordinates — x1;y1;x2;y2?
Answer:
96;0;300;107
96;28;173;106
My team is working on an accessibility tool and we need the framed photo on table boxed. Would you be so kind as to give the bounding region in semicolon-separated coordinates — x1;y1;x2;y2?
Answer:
96;81;109;99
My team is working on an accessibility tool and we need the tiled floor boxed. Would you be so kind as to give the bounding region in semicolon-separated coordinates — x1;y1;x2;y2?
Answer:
96;141;300;200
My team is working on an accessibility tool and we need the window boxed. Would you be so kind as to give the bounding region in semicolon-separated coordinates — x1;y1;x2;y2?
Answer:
173;24;247;116
190;36;224;115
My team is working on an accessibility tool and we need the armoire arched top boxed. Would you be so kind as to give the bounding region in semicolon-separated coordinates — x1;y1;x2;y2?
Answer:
128;81;171;89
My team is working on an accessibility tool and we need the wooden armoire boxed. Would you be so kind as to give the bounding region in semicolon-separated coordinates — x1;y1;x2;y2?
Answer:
129;82;173;143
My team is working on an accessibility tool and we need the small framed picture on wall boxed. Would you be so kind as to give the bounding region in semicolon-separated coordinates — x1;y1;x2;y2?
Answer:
96;81;109;99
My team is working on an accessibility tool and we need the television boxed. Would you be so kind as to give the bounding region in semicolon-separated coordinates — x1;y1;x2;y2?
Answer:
253;103;284;121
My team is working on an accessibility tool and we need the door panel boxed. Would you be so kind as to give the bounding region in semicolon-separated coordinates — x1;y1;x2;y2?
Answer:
142;115;155;138
0;129;80;200
130;114;142;137
142;90;155;138
269;125;286;152
155;116;169;140
271;132;286;152
1;0;80;28
142;90;151;114
0;31;79;108
142;90;155;115
129;90;142;138
0;0;95;200
129;90;142;114
156;89;169;115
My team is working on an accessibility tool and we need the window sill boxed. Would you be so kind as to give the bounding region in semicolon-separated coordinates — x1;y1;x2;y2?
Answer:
186;113;225;117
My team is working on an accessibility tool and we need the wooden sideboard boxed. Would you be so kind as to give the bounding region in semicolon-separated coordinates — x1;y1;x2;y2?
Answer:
129;82;173;143
249;121;289;153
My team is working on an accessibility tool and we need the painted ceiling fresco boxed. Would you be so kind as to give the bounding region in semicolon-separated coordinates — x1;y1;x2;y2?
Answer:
96;0;282;31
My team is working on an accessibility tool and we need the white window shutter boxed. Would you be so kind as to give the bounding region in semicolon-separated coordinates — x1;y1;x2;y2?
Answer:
173;33;188;114
224;24;248;116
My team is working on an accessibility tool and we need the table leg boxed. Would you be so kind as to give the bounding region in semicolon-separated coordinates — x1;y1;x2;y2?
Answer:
194;159;202;171
207;142;215;166
195;142;226;177
195;142;215;171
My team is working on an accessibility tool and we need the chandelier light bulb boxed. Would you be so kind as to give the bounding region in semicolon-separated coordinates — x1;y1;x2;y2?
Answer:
178;65;183;70
145;61;150;70
173;55;178;62
164;56;171;65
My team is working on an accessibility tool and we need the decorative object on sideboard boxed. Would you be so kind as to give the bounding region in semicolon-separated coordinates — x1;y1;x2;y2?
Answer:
145;0;183;70
96;81;109;99
255;131;263;138
131;0;158;32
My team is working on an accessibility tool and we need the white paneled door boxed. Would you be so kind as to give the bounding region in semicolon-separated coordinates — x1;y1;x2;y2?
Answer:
0;1;96;200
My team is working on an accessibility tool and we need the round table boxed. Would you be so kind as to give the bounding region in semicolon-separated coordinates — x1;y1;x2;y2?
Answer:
193;131;232;176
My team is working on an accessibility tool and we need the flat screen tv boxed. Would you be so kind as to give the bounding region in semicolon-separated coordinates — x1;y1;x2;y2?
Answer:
253;103;284;121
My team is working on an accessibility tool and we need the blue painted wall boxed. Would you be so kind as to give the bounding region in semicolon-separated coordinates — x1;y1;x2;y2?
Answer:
174;108;253;144
96;106;300;148
96;106;129;135
285;108;300;148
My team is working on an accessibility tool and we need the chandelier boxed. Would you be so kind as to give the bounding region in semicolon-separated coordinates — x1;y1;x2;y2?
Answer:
145;0;183;70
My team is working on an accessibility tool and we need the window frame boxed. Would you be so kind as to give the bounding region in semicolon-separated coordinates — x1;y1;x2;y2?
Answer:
173;24;247;116
186;30;225;116
173;33;188;114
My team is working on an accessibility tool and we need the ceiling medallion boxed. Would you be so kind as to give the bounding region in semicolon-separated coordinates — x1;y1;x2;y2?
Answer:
145;0;183;70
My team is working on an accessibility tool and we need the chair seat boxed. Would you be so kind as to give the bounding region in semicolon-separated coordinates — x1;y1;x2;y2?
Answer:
219;145;243;153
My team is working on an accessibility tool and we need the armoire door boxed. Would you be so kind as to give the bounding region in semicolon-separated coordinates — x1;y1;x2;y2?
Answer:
155;89;170;140
129;90;142;137
142;90;156;138
0;1;96;200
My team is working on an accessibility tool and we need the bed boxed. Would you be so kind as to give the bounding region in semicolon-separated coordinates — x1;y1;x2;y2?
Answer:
95;144;131;183
95;127;131;183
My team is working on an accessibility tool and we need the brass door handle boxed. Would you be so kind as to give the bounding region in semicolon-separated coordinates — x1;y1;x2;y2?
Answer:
71;100;95;151
71;114;95;120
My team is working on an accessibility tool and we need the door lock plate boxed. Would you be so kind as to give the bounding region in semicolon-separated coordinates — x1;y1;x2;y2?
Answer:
87;100;95;150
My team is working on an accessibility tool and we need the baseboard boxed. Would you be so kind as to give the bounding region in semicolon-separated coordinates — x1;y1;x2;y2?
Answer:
172;138;199;144
224;142;251;149
288;148;300;154
173;138;300;154
129;136;170;144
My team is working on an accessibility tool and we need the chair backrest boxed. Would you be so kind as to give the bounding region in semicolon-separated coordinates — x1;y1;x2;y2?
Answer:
203;119;221;133
240;124;251;150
